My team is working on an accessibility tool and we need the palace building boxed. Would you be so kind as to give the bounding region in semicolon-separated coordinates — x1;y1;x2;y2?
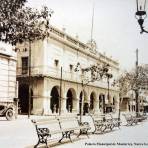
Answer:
16;26;120;115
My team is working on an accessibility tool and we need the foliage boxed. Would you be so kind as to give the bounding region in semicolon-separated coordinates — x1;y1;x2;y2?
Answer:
75;62;111;85
114;65;148;97
0;0;53;45
0;0;27;16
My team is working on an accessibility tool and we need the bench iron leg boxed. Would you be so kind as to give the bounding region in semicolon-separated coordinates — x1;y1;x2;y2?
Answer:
59;131;74;143
77;129;89;138
68;131;73;143
45;141;49;148
34;139;49;148
34;141;40;148
59;132;65;143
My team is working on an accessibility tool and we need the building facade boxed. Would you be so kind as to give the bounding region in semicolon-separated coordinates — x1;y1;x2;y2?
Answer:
16;26;119;115
0;42;17;103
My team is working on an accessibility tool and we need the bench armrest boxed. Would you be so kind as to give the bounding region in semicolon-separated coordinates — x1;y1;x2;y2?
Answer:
37;128;50;136
80;122;90;129
80;121;89;126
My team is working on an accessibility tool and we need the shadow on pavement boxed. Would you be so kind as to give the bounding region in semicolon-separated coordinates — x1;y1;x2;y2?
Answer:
25;136;86;148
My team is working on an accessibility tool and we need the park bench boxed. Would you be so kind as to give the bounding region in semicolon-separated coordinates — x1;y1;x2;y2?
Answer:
32;117;62;148
57;116;90;142
141;114;147;120
123;113;138;126
127;113;147;124
32;115;90;148
104;114;115;130
136;112;147;121
109;114;121;129
90;114;114;134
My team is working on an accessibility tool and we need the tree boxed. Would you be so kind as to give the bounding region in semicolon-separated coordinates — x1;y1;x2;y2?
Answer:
114;65;148;116
0;0;53;118
0;0;53;45
114;66;148;97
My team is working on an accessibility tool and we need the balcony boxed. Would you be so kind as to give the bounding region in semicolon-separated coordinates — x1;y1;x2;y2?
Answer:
16;65;116;90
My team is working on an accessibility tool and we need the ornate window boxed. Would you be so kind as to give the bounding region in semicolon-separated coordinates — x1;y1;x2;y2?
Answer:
54;59;59;67
22;57;28;74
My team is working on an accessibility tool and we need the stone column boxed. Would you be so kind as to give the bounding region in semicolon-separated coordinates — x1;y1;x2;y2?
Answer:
84;99;89;115
93;100;100;115
126;101;129;112
41;78;52;115
42;96;52;115
61;97;67;114
115;99;119;112
72;98;79;114
32;96;44;115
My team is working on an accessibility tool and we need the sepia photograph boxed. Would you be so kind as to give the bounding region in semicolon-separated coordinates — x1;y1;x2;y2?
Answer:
0;0;148;147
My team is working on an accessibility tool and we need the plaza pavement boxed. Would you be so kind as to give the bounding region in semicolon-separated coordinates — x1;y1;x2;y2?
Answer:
0;115;148;148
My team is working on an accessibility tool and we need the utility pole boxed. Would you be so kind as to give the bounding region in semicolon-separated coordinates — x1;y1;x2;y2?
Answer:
90;0;95;44
107;77;110;113
59;67;62;115
28;41;31;118
79;82;84;123
106;73;113;113
135;49;139;117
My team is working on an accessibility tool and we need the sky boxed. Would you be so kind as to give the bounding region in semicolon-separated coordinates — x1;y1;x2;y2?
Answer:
26;0;148;70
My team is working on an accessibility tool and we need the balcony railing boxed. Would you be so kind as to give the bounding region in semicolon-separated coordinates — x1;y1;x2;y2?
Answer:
17;65;117;90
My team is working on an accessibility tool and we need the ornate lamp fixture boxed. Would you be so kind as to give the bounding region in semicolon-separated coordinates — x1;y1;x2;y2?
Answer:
135;0;148;33
105;72;113;113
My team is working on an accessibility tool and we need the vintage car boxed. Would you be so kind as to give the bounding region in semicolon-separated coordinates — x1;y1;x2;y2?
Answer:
0;101;16;120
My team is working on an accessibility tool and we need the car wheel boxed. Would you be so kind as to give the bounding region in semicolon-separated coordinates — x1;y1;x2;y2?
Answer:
5;109;14;121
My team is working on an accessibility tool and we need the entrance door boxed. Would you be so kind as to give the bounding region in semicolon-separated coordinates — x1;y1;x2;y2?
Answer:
50;86;59;113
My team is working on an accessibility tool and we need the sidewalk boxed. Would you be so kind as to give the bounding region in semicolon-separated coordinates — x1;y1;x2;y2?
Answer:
56;121;148;148
0;116;36;148
0;115;148;148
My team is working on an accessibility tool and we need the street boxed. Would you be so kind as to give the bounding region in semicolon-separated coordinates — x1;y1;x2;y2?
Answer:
0;115;148;148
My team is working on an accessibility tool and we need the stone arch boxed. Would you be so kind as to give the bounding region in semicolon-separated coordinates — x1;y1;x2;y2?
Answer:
105;94;113;113
112;95;118;111
105;93;112;104
66;88;76;112
113;97;115;105
90;91;97;111
99;93;105;113
18;84;33;114
50;86;60;113
79;90;88;115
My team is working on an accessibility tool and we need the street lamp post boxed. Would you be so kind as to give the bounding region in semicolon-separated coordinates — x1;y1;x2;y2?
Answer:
135;0;148;33
75;63;87;123
80;82;85;122
106;73;113;113
135;49;139;117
